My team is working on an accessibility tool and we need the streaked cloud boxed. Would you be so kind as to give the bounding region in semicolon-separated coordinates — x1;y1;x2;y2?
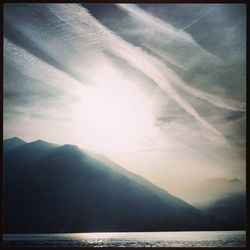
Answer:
47;3;245;141
116;4;210;51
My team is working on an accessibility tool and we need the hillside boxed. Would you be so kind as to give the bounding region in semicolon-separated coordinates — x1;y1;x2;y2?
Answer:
4;138;228;233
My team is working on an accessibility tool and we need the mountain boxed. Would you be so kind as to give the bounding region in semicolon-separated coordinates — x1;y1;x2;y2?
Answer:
4;139;59;184
86;152;204;216
3;137;26;152
178;178;246;230
200;193;246;230
180;178;245;207
4;138;229;233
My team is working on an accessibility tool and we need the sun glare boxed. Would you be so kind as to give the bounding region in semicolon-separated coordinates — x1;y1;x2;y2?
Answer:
70;65;155;153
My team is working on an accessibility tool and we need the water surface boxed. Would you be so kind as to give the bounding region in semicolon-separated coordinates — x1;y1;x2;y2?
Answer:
3;231;246;247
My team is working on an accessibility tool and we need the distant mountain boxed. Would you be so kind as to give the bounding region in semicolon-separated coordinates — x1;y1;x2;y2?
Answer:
4;139;230;233
180;178;245;207
229;178;243;184
3;137;26;152
178;177;246;230
200;193;246;230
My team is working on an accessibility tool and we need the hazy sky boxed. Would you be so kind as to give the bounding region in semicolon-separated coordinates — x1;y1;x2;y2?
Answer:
3;3;246;196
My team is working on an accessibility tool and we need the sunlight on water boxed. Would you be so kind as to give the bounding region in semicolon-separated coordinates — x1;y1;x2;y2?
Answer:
4;231;246;247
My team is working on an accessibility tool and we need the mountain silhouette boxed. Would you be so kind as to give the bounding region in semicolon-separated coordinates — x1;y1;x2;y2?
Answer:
178;177;245;230
4;139;59;184
199;193;246;230
4;138;230;233
3;137;26;152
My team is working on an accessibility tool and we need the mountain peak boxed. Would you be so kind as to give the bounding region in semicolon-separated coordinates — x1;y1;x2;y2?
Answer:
4;137;26;143
55;144;85;158
3;137;26;152
29;140;59;148
32;139;49;144
229;178;242;184
61;144;80;150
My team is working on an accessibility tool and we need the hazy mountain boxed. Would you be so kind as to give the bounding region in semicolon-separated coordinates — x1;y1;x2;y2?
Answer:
4;138;229;233
3;137;26;152
86;152;202;214
177;177;246;230
180;178;245;207
200;193;246;230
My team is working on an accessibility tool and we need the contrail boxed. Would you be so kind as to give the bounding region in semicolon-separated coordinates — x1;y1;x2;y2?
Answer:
115;3;245;112
116;3;197;46
182;6;216;31
116;3;220;61
47;4;227;140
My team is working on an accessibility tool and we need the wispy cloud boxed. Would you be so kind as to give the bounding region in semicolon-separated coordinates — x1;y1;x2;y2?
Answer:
116;4;245;112
4;38;83;96
116;4;220;61
3;3;246;192
116;3;198;46
47;4;235;141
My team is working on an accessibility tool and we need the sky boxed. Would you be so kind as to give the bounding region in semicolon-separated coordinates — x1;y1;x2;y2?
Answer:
3;3;246;197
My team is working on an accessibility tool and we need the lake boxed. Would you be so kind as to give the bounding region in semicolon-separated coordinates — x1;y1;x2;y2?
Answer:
3;231;246;247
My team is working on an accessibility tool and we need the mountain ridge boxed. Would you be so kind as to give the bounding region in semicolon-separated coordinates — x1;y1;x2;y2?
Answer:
4;138;231;233
3;137;26;152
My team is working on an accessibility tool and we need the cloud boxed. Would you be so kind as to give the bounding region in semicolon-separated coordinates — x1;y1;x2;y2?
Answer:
116;3;198;46
4;4;109;86
46;3;236;141
115;4;245;112
116;4;221;61
4;38;83;96
3;3;246;193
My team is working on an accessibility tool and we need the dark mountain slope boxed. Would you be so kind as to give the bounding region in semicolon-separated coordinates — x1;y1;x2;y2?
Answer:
86;152;208;219
178;177;246;230
3;139;59;184
4;140;228;233
200;193;246;230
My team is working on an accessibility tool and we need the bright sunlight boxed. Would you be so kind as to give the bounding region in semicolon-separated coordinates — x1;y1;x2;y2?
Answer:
70;64;155;152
